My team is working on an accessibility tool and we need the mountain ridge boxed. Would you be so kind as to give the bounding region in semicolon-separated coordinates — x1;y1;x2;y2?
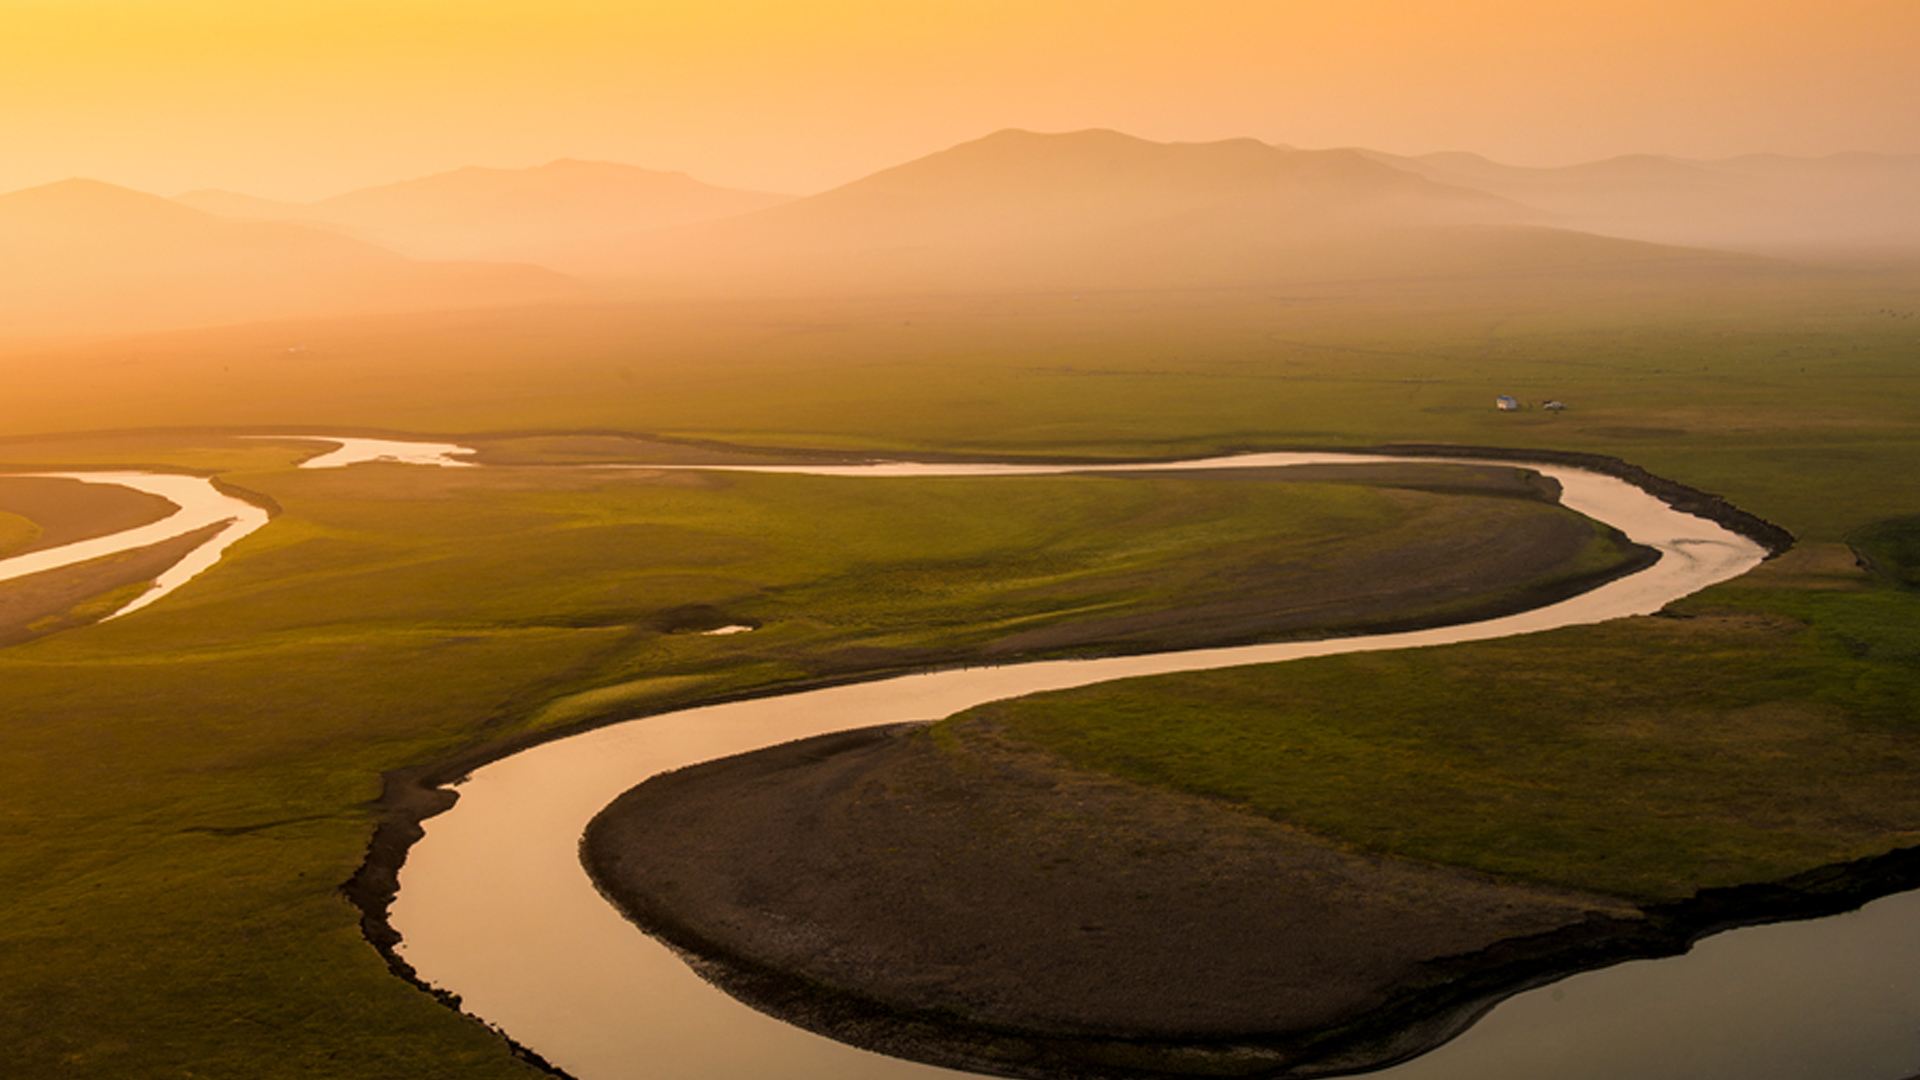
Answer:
559;128;1749;291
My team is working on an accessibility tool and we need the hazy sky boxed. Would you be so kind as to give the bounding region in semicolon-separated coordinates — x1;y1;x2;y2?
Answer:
4;0;1917;199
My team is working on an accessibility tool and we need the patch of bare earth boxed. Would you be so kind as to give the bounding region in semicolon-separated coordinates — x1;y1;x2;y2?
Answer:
585;721;1631;1077
0;476;176;556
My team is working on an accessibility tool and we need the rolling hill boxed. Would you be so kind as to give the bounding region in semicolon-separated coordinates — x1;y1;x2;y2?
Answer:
7;133;1811;340
1366;149;1920;255
0;179;578;340
580;129;1757;292
181;160;791;264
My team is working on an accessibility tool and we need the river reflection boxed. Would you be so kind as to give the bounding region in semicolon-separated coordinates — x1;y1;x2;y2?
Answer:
1383;888;1920;1080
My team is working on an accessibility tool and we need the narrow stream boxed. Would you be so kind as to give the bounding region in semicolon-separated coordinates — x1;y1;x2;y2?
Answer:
0;437;464;622
0;472;269;619
248;434;479;469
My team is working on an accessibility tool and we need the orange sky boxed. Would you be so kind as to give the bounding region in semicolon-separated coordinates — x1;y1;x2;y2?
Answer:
4;0;1916;199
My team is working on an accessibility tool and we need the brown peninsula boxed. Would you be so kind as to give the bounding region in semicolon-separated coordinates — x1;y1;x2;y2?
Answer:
580;461;1669;1078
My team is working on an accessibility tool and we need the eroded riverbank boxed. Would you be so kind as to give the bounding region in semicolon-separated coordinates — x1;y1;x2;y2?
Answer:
581;722;1623;1078
580;718;1920;1079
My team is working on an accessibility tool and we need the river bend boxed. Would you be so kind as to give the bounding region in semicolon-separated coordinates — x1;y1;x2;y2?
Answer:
387;452;1854;1080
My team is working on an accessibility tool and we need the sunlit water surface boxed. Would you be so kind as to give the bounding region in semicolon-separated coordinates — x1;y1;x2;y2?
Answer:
389;453;1920;1080
0;471;269;618
16;445;1910;1078
251;434;479;469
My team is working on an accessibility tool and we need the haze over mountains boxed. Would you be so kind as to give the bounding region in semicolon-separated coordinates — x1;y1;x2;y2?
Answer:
6;128;1915;341
1366;148;1920;255
178;160;789;264
583;129;1757;293
0;180;576;340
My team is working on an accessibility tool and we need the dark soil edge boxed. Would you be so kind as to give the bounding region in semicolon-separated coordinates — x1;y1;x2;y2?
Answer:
579;758;1920;1080
340;444;1800;1080
1285;843;1920;1078
1367;443;1795;558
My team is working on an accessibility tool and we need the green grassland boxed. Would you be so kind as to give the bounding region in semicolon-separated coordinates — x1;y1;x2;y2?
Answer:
5;267;1918;539
0;508;40;556
0;455;1631;1078
952;540;1920;902
1852;515;1920;590
0;264;1917;1076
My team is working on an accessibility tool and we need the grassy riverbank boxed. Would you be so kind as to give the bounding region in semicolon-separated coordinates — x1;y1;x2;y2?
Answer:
962;539;1920;901
577;531;1920;1079
1;268;1917;1077
0;509;40;555
0;476;175;556
5;268;1919;538
0;453;1630;1078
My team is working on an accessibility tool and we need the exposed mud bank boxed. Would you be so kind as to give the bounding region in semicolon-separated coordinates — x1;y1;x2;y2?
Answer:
635;854;1920;1080
575;723;1605;1079
579;720;1920;1079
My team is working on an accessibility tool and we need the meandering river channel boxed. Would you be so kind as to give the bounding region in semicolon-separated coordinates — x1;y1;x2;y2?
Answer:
0;471;269;619
383;450;1916;1080
13;439;1916;1078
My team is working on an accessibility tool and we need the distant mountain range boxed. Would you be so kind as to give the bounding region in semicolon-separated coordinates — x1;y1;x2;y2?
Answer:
574;129;1747;293
5;130;1914;339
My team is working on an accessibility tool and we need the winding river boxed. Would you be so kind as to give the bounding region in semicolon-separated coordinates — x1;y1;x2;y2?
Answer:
10;440;1916;1078
0;472;269;619
386;450;1902;1080
0;438;455;620
258;435;479;470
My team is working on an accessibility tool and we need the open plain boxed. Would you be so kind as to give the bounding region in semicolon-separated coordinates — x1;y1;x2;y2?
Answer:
4;16;1919;1073
1;271;1916;1077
